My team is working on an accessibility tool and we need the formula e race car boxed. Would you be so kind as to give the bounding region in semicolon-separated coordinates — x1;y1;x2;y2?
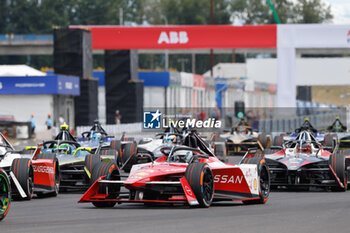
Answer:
34;123;116;191
79;132;270;208
273;118;334;149
0;133;59;199
254;129;350;191
0;169;10;221
326;117;350;149
78;120;115;149
219;121;270;155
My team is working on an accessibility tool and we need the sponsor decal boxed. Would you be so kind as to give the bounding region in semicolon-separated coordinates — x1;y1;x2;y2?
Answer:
33;165;54;174
158;31;189;44
15;83;45;88
135;172;148;176
253;178;258;191
184;185;193;196
65;82;73;89
214;174;243;184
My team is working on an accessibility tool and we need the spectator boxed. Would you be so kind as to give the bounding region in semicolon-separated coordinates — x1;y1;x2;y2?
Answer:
46;113;53;130
30;114;36;134
115;110;122;124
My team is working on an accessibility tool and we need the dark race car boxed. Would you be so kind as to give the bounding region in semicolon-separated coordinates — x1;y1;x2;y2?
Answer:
248;130;349;191
326;117;350;149
78;120;115;150
35;124;115;191
79;132;270;208
219;120;270;155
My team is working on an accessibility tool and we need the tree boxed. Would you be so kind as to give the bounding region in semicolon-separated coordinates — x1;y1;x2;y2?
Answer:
294;0;333;23
231;0;333;24
145;0;231;25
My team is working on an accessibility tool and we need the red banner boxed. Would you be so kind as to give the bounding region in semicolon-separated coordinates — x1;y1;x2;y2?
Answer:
70;25;277;50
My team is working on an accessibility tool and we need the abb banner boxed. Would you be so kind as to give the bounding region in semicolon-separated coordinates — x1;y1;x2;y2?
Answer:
70;25;277;50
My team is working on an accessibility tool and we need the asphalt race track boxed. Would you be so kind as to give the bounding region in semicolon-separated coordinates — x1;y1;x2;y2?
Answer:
2;191;350;233
2;157;350;233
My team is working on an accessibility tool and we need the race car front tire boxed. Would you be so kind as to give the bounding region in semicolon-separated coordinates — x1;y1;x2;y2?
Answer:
11;158;34;200
84;154;101;176
185;163;214;208
258;133;268;149
90;161;120;208
0;169;11;221
243;161;270;204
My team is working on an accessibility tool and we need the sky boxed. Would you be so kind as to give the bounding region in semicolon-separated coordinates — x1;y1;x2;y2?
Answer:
325;0;350;24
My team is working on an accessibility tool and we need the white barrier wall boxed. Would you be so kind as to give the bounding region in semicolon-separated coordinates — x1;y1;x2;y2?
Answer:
144;87;166;107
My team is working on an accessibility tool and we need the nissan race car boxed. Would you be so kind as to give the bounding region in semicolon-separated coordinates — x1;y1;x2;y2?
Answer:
0;133;59;199
79;132;270;208
257;130;349;191
78;120;115;149
219;121;270;155
0;169;10;221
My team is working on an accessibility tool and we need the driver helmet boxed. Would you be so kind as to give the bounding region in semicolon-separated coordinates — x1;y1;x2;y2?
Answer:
165;135;176;144
92;132;102;142
59;144;72;154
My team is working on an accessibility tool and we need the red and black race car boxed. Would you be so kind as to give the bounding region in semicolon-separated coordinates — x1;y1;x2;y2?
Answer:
79;133;270;208
249;130;349;191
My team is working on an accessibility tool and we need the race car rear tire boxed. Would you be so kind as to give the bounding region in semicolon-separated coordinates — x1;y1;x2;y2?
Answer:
273;135;284;147
90;161;120;208
243;162;270;204
121;142;137;173
324;134;337;151
185;163;214;208
258;133;268;149
84;154;101;175
110;140;121;153
11;158;34;200
329;150;348;192
0;169;11;221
